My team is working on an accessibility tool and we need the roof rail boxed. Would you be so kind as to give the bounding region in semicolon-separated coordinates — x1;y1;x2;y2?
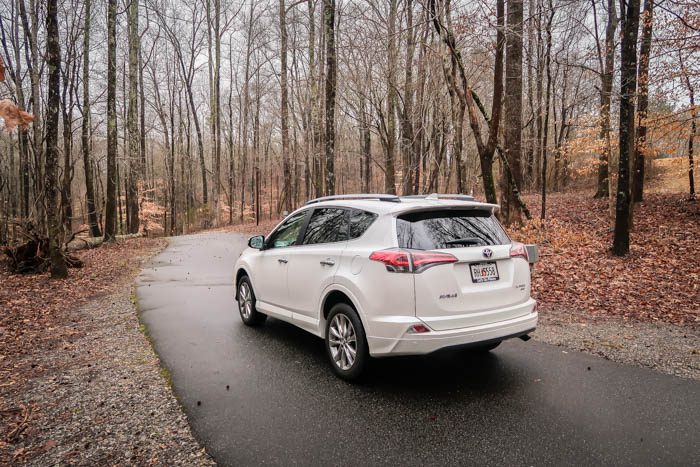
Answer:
305;194;401;205
402;193;475;201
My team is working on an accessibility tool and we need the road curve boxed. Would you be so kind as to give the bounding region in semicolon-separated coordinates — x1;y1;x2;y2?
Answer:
136;232;699;466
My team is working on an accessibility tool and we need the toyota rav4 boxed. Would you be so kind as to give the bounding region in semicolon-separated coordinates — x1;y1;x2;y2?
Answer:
234;194;537;380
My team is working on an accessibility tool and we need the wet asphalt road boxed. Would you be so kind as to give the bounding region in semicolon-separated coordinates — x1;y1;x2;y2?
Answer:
136;233;699;466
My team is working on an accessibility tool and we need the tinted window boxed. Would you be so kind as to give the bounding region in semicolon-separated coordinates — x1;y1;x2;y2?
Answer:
396;210;510;250
266;211;307;248
302;208;348;244
349;209;377;239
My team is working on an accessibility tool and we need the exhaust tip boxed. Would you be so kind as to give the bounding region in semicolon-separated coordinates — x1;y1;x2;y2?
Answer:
519;334;531;342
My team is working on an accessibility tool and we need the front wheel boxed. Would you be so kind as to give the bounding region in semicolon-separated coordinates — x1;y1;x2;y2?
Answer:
237;276;267;326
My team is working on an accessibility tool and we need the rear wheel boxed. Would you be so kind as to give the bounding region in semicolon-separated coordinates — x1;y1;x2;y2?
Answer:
325;303;368;381
237;276;267;326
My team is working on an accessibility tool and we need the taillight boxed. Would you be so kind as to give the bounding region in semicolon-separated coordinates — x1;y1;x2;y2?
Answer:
368;250;412;272
411;251;458;272
510;242;528;261
369;249;457;273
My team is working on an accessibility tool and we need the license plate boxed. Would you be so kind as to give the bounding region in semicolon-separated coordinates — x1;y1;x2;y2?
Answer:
470;262;499;283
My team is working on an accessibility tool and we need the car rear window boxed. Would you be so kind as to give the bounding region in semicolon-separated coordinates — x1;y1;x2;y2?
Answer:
396;209;510;250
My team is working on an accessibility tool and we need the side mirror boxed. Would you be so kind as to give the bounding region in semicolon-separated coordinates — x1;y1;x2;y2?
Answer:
248;235;264;250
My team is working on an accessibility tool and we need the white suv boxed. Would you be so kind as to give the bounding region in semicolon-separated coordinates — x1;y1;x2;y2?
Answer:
234;194;537;380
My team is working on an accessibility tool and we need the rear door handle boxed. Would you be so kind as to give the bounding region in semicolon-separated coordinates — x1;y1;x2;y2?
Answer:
320;259;335;266
278;258;288;264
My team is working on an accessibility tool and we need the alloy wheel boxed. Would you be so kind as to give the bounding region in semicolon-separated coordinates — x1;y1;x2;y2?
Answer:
328;313;357;370
239;282;252;319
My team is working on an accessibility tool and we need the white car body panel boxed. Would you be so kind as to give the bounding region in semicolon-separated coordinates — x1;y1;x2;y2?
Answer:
234;196;538;358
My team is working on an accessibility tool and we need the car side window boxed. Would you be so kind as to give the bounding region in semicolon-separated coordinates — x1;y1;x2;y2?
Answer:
302;208;348;245
266;211;308;249
349;209;378;239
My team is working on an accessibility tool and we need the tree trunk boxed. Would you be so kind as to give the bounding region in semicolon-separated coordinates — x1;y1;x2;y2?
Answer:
126;0;140;234
413;16;429;194
594;0;617;199
680;53;696;199
8;5;31;217
384;0;398;194
360;96;372;193
45;0;67;277
401;0;416;195
210;0;222;225
632;0;653;203
104;0;118;241
540;1;553;220
18;0;43;206
280;0;292;211
240;1;255;219
60;41;76;238
613;0;641;256
323;0;336;195
525;0;536;186
81;0;100;237
502;0;525;224
534;0;544;190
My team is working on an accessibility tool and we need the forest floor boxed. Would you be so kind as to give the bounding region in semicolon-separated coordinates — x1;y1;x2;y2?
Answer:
513;190;698;379
0;238;213;465
514;191;698;327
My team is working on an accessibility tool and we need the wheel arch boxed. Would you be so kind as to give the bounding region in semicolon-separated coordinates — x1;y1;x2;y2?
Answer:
319;286;367;338
235;266;252;300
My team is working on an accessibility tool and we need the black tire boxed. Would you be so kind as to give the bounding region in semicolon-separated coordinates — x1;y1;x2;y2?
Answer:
237;276;267;326
470;341;501;353
325;303;369;381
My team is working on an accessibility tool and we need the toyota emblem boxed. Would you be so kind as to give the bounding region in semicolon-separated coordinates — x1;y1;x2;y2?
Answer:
482;248;493;258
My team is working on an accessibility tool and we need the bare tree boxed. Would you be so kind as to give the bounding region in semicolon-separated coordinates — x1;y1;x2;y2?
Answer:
323;0;336;195
613;0;641;256
502;0;525;224
45;0;67;277
400;0;416;195
593;0;618;200
280;0;292;211
430;0;502;204
680;51;696;199
104;0;118;241
632;0;653;202
539;0;553;220
81;0;100;237
126;0;140;234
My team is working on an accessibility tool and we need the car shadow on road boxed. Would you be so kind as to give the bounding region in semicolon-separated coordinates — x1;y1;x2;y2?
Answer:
239;316;527;399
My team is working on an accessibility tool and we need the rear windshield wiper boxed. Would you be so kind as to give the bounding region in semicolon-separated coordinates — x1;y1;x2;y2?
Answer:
443;237;483;246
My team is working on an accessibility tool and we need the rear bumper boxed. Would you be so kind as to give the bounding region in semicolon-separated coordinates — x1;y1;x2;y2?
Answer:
366;305;537;357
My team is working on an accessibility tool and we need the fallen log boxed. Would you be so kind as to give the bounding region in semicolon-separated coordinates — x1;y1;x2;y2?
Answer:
2;222;86;274
66;233;143;252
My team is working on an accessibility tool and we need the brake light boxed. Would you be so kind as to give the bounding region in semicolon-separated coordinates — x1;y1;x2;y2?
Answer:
510;242;528;261
411;251;458;272
368;250;411;272
369;249;457;273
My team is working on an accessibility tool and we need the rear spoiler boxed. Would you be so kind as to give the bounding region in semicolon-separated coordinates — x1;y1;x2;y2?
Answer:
392;203;500;216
